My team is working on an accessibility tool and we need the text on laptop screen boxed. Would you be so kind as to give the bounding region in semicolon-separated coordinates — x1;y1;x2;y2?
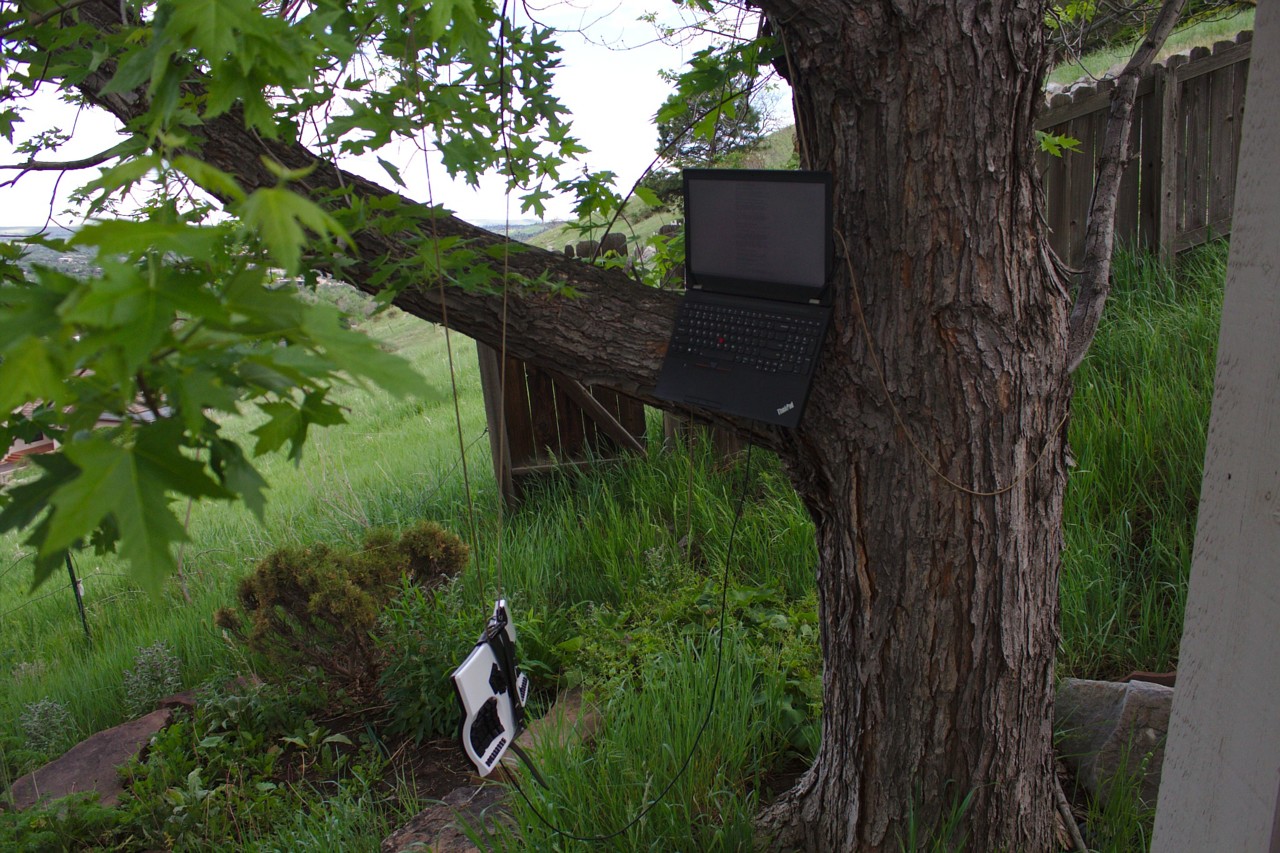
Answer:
685;171;830;294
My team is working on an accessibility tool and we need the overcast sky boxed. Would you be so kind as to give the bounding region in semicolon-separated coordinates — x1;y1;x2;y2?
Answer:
0;1;785;229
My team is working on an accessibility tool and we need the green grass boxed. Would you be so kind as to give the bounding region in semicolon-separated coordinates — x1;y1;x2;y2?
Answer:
1059;242;1226;680
1049;6;1255;86
0;240;1230;848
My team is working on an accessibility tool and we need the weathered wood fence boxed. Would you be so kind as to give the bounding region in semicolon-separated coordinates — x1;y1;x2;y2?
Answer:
476;344;646;504
1038;31;1252;267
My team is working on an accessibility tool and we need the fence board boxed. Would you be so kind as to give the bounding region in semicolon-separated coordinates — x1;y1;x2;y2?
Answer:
1115;90;1143;246
1159;55;1187;260
1208;50;1238;230
1183;48;1212;236
1139;64;1165;252
1038;36;1251;263
1067;109;1097;266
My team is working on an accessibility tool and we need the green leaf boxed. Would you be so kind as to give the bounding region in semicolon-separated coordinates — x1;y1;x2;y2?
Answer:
209;438;268;520
166;0;248;61
0;454;77;538
0;337;65;415
237;186;351;274
1036;129;1082;157
633;185;661;208
80;154;160;197
135;420;233;502
71;219;225;259
376;156;406;188
170;155;247;202
250;401;304;458
300;303;425;398
46;438;187;588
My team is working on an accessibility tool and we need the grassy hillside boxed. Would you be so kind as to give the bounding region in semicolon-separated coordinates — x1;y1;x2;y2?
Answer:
1048;6;1254;86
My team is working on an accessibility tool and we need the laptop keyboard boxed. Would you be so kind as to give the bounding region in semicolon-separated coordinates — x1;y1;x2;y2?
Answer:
670;302;823;374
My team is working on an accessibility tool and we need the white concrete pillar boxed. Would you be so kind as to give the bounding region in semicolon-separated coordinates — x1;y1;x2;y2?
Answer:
1152;6;1280;851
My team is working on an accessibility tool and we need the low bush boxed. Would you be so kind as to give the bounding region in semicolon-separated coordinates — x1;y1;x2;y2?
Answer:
214;521;467;702
18;697;73;757
122;641;182;717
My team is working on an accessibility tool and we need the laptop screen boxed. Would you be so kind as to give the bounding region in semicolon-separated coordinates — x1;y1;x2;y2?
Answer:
683;169;832;300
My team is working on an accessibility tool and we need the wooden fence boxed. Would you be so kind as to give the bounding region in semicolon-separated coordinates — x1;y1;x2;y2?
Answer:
476;344;647;504
1038;31;1252;267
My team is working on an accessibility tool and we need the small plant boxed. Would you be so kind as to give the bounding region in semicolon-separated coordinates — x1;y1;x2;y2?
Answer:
19;697;73;756
122;641;183;717
377;580;475;743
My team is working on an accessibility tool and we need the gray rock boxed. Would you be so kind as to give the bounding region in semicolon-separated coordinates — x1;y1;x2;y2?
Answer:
1056;678;1173;806
380;783;507;853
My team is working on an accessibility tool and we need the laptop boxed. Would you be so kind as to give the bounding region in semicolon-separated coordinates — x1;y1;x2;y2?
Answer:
653;169;834;428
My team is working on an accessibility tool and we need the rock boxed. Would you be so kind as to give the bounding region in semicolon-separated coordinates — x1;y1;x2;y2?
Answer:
574;239;599;260
493;687;600;778
380;783;508;853
598;232;627;257
1056;678;1173;806
385;690;601;851
9;708;173;810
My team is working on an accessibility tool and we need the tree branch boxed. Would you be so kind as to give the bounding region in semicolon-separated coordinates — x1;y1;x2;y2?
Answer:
0;0;98;39
0;146;123;188
1065;0;1188;373
56;0;781;447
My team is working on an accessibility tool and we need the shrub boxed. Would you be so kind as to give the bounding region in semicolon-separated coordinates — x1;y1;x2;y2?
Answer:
214;521;467;703
19;697;73;755
122;641;182;717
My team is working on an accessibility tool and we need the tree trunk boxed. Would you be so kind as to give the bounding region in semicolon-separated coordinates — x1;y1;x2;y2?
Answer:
754;2;1070;849
53;1;1072;847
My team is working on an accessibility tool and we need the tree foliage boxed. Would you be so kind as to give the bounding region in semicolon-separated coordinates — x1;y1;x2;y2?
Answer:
0;0;663;589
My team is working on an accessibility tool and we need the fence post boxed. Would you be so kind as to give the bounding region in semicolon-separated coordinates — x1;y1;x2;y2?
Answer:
1159;55;1186;264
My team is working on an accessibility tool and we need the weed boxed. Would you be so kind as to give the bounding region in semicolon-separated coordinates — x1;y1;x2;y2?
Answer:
18;697;73;756
376;579;476;743
122;641;183;717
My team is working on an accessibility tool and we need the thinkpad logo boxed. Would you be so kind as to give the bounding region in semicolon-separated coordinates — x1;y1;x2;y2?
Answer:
776;401;795;416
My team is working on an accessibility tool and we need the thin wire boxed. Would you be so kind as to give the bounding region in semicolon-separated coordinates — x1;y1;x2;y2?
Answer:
837;229;1069;497
406;7;484;602
684;409;695;564
493;0;515;600
503;444;756;842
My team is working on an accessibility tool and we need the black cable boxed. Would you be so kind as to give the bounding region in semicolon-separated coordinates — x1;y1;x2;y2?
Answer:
502;443;756;843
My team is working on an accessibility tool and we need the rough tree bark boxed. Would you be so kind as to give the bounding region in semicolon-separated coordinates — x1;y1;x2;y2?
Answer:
752;3;1070;849
58;1;1075;848
1067;0;1187;371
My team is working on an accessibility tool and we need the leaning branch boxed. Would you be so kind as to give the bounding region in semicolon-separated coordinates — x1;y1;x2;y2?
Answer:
52;0;779;446
1065;0;1188;372
0;147;122;188
0;0;99;39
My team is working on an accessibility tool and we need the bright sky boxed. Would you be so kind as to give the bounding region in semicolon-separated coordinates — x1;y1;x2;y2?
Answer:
0;1;784;229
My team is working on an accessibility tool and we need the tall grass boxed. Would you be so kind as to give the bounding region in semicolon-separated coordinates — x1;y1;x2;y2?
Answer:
486;633;787;851
1060;242;1227;679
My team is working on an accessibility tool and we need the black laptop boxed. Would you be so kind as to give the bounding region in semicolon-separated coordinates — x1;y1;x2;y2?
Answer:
653;169;833;428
